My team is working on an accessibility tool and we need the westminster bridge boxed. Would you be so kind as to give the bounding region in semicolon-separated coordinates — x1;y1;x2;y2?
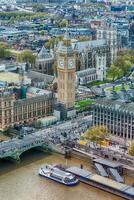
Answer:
0;115;92;162
0;131;64;162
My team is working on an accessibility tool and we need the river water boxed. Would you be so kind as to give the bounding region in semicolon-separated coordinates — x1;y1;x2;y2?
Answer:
0;150;133;200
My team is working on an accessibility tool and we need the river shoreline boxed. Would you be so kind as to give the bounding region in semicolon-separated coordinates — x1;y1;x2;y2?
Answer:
0;150;133;200
0;149;133;183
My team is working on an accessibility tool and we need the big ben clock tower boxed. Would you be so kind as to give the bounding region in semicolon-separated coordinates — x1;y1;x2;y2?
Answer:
55;27;76;119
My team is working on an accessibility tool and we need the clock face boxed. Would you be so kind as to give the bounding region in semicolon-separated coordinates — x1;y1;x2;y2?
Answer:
59;59;64;68
68;58;75;69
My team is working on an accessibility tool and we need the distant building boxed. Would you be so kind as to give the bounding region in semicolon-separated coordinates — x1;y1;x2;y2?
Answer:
35;46;54;75
57;28;76;109
0;89;55;131
76;68;97;85
129;22;134;49
26;70;54;88
54;27;76;120
50;27;95;38
72;39;110;81
93;98;134;141
96;26;118;64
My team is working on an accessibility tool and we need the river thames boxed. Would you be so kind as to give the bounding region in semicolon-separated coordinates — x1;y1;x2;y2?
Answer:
0;150;133;200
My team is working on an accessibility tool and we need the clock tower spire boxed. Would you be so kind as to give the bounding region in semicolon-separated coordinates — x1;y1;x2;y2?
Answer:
55;26;76;119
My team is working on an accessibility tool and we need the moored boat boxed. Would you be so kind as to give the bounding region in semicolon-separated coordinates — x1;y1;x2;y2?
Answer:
66;166;134;200
38;164;79;186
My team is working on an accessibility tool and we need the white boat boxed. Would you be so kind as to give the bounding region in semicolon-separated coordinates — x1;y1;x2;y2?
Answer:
38;164;79;186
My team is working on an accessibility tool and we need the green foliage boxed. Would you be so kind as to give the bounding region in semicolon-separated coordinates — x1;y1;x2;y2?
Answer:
17;49;36;66
85;125;108;144
75;99;95;110
59;19;68;28
79;35;90;41
0;42;11;58
107;51;134;81
114;56;131;76
88;79;111;87
0;11;48;22
128;140;134;156
106;83;129;92
107;65;123;81
45;36;63;49
107;50;134;80
40;30;46;36
80;135;85;140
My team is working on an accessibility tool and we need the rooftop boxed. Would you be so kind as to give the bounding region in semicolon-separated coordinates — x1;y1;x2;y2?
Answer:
26;71;54;84
93;158;122;168
0;72;20;84
72;39;106;52
95;98;134;114
38;46;52;60
67;166;92;178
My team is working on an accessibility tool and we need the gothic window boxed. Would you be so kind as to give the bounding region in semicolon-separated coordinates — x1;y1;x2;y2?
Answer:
99;58;101;65
39;64;42;70
98;31;101;38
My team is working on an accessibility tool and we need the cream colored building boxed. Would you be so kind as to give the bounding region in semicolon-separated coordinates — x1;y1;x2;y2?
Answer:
57;28;76;109
0;91;55;131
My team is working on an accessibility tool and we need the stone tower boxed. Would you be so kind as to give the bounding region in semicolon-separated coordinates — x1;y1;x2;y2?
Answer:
57;27;76;109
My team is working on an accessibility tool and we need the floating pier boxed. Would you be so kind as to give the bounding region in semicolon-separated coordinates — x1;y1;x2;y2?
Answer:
66;166;134;200
109;168;124;183
94;163;108;177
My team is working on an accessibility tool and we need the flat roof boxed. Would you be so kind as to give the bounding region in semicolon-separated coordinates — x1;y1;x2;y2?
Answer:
67;166;92;178
93;158;122;168
90;174;127;191
0;72;20;83
95;163;108;177
123;186;134;196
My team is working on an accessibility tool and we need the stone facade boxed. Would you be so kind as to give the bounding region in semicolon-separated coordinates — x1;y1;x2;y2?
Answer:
0;92;55;130
35;46;54;75
76;68;97;85
72;39;111;81
93;98;134;141
71;26;118;81
96;26;118;64
57;28;76;109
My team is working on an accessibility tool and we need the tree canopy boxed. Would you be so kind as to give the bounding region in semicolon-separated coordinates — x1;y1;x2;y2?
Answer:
79;35;90;41
59;19;68;28
45;36;63;49
114;56;131;76
128;140;134;156
107;50;134;80
85;125;108;144
107;65;123;81
0;11;48;22
0;42;11;59
17;50;36;66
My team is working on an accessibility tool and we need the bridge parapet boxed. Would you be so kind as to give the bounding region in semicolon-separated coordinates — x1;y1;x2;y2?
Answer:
0;133;50;161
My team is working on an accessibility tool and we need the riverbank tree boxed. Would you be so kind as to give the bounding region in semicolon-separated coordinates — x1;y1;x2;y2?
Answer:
128;140;134;156
85;125;108;145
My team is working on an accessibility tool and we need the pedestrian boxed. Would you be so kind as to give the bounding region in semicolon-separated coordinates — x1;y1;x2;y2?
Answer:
80;164;83;169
